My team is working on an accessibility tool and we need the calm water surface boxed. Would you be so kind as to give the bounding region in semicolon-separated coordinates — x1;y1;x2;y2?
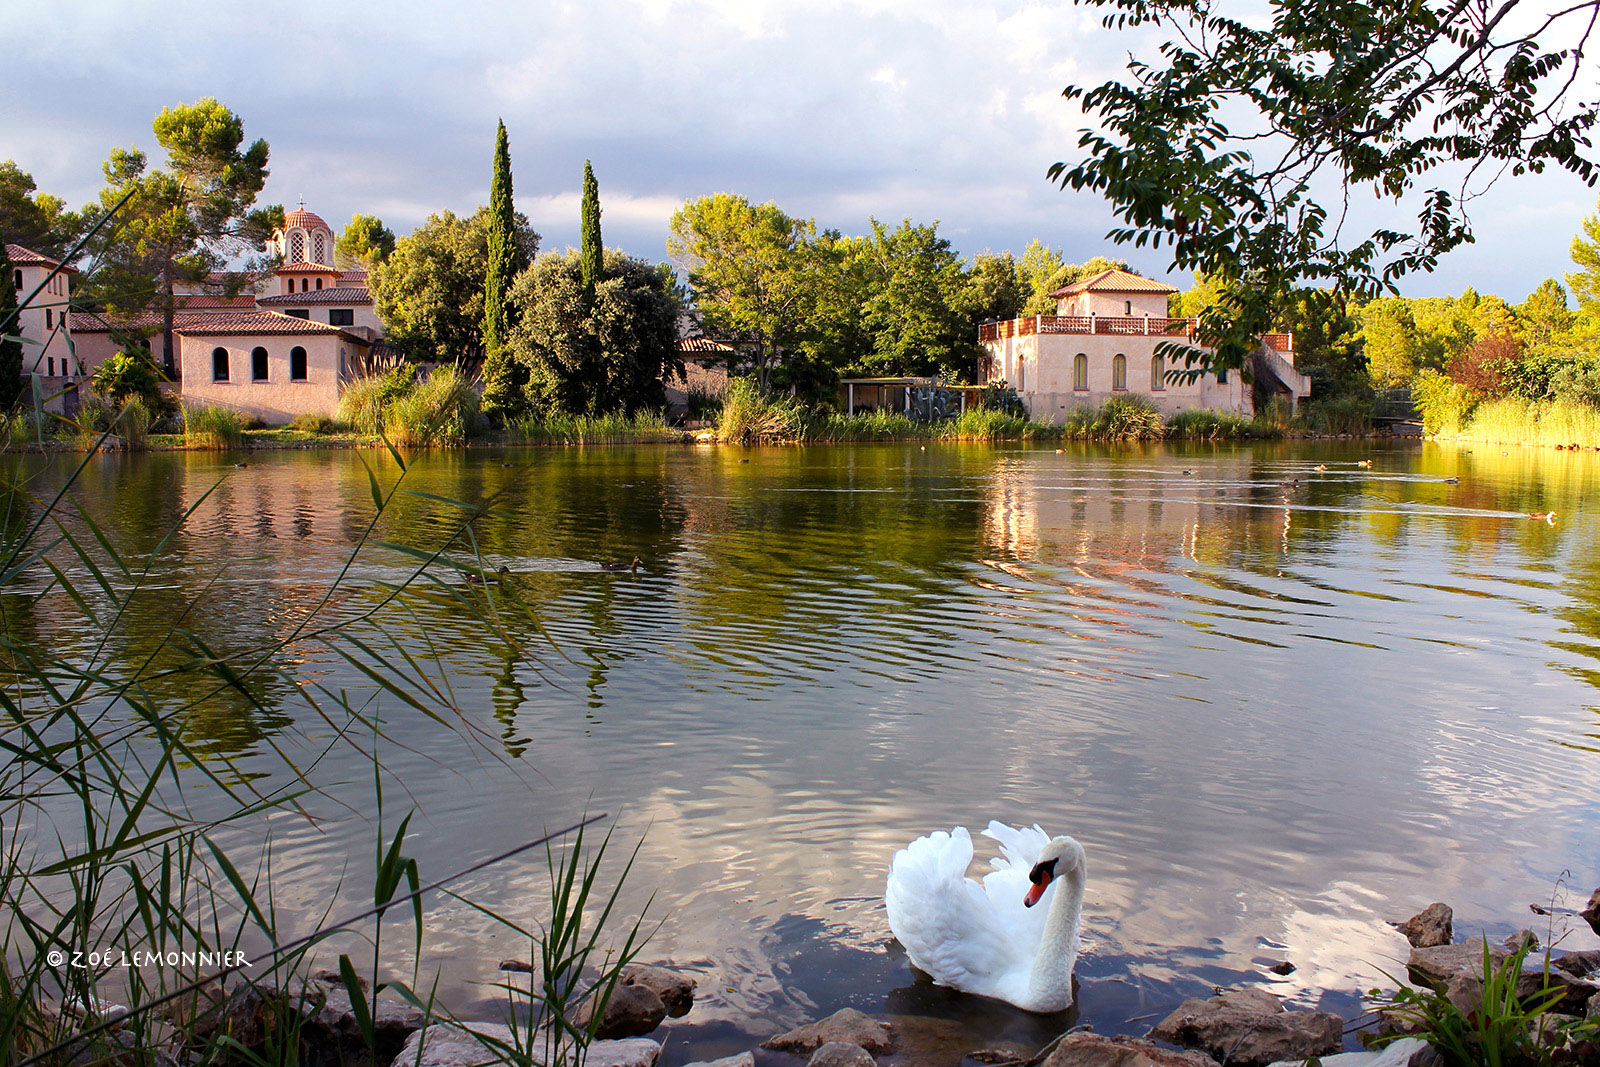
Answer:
13;440;1600;1064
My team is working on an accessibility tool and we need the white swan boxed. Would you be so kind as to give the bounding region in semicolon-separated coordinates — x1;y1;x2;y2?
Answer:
885;821;1086;1013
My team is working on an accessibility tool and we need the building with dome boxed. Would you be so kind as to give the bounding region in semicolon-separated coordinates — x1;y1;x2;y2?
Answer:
59;202;393;422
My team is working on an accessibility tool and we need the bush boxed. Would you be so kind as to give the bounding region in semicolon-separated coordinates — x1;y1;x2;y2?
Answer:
685;383;724;421
1166;408;1256;439
716;377;805;443
510;410;681;444
336;365;417;436
90;350;176;417
183;404;244;450
1252;395;1297;435
385;365;480;448
1412;368;1476;436
1094;394;1166;439
290;412;340;435
1303;395;1372;434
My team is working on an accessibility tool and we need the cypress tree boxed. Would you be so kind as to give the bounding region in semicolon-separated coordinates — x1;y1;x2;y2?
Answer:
580;160;602;307
0;243;24;409
482;120;529;415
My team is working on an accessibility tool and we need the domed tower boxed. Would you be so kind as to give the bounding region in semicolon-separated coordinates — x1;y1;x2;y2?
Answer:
270;203;336;267
269;203;340;296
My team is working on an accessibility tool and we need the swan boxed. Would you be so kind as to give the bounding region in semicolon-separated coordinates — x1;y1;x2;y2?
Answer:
885;822;1086;1013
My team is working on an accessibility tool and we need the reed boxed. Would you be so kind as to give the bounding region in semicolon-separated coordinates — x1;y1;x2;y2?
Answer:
1459;397;1600;448
182;403;244;449
510;410;681;445
385;365;481;448
715;378;805;443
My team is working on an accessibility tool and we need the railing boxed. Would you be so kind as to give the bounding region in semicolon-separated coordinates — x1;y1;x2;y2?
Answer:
978;315;1198;342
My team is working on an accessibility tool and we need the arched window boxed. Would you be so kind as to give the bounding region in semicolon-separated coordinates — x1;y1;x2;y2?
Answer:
315;278;323;290
12;269;20;290
1112;354;1127;390
1124;299;1132;315
290;346;308;381
1073;353;1088;390
251;346;268;381
313;232;326;264
212;347;229;381
289;230;305;262
1151;354;1165;390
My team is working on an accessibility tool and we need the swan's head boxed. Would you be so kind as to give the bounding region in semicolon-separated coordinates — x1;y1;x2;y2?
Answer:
1023;835;1085;908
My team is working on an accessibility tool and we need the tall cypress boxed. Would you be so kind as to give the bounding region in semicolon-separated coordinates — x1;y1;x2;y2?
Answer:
580;160;602;307
0;243;24;409
482;120;528;415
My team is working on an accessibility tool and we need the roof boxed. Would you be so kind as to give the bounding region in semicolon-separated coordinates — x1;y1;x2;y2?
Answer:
282;208;331;232
276;262;341;275
258;287;373;307
172;311;351;336
6;243;78;273
71;311;172;333
678;336;737;353
174;294;259;311
337;268;368;284
1049;268;1177;298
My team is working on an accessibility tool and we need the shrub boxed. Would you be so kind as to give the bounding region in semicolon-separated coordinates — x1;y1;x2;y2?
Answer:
1094;394;1165;439
183;403;244;449
385;364;480;448
685;383;724;421
1303;395;1372;434
1413;368;1476;436
1166;408;1255;439
1252;395;1297;435
336;365;417;436
290;412;339;435
716;377;805;443
89;350;176;416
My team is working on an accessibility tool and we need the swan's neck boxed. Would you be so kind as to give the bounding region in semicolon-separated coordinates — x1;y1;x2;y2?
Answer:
1028;866;1084;1007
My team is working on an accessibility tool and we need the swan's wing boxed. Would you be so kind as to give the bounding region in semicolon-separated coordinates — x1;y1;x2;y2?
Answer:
979;821;1052;947
886;827;1026;990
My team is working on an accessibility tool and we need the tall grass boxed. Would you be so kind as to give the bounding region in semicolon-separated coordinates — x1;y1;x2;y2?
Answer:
1457;398;1600;448
182;403;244;449
386;365;481;448
0;411;647;1067
336;365;416;437
1166;407;1258;440
510;410;681;445
1303;395;1373;435
716;378;805;443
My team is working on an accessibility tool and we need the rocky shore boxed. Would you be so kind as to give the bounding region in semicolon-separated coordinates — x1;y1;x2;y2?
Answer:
37;894;1600;1067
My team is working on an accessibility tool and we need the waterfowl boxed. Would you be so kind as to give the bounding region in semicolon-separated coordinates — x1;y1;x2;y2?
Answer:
1357;460;1372;468
1314;464;1327;472
1443;477;1460;484
886;822;1086;1014
468;565;511;585
601;556;643;573
1182;469;1194;475
1528;511;1557;523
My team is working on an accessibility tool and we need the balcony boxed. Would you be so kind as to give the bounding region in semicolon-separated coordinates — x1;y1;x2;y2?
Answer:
978;315;1294;356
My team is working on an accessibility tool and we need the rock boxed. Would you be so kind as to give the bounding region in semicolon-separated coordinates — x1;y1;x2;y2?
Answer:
763;1008;895;1056
578;982;668;1039
394;1023;660;1067
1409;942;1600;1017
219;981;291;1052
1266;1037;1431;1067
1503;929;1540;953
1269;962;1296;976
1588;991;1600;1020
297;978;426;1067
808;1040;876;1067
680;1054;754;1067
1555;949;1600;980
498;958;533;973
621;963;696;1017
1393;904;1453;948
160;980;226;1039
1582;889;1600;936
1040;1032;1220;1067
1148;988;1342;1067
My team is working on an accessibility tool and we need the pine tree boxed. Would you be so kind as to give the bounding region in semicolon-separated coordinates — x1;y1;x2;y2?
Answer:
580;160;602;307
482;120;530;416
0;243;24;409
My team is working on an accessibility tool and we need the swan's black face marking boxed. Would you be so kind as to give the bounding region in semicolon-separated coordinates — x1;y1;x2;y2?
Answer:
1024;858;1057;908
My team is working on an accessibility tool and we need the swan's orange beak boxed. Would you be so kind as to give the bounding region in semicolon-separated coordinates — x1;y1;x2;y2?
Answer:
1024;871;1052;908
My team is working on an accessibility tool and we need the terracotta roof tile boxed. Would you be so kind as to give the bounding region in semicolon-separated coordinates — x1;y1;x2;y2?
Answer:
1049;268;1177;298
6;243;78;273
173;311;346;336
175;294;259;310
257;287;373;306
282;208;331;232
276;262;341;274
337;268;369;284
678;336;737;353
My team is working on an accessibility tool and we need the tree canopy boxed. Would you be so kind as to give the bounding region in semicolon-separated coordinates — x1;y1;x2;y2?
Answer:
1052;0;1600;374
336;214;395;269
372;206;538;368
0;161;81;259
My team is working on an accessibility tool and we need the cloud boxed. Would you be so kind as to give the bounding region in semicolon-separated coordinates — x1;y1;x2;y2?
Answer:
0;0;1592;298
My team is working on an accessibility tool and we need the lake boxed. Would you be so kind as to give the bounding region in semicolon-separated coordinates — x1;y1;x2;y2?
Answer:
10;439;1600;1064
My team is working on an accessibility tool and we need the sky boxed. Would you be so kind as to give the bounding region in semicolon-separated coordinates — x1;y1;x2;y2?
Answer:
5;0;1597;302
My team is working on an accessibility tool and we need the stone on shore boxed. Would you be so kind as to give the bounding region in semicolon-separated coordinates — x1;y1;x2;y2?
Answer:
762;1008;895;1056
1040;1032;1220;1067
1407;942;1600;1016
1148;988;1343;1067
1582;889;1600;937
679;1054;754;1067
297;976;426;1067
1266;1037;1433;1067
621;963;697;1017
807;1040;877;1067
1393;904;1453;948
578;982;668;1039
393;1023;660;1067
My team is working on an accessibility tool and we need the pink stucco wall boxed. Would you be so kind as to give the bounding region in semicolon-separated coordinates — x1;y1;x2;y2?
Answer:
178;331;355;424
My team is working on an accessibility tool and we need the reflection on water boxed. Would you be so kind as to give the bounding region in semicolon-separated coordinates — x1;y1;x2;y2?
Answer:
8;441;1600;1064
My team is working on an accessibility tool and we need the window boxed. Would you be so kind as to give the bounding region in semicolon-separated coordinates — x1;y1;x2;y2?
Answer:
47;357;54;376
251;346;269;381
1073;353;1088;390
315;278;323;290
1125;300;1132;315
313;232;326;264
1151;354;1164;390
44;309;51;329
12;270;19;290
212;347;229;381
285;309;310;320
328;309;354;326
301;278;310;293
1217;368;1228;383
1112;354;1127;390
289;230;304;262
290;346;308;381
